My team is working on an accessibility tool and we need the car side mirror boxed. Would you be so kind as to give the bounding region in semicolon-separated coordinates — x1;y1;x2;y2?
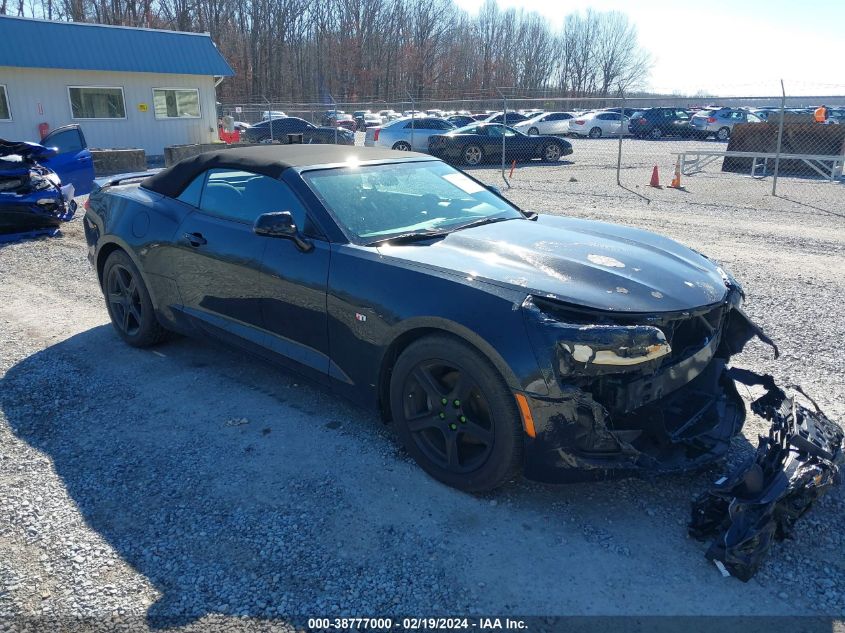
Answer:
486;185;502;196
253;211;313;252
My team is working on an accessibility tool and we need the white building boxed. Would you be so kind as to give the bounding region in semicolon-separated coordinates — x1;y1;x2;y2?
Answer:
0;15;233;157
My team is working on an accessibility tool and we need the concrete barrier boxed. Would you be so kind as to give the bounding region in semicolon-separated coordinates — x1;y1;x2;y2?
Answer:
91;149;146;176
164;142;260;166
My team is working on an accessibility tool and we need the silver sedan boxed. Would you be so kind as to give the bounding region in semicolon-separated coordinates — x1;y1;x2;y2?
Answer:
364;117;455;152
690;108;763;141
513;112;576;136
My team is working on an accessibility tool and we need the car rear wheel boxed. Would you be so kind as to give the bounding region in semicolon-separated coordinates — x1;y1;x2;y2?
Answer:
102;250;167;348
542;142;562;162
462;144;483;166
392;141;412;151
528;127;539;136
588;127;602;139
649;128;663;139
389;335;523;491
716;127;730;141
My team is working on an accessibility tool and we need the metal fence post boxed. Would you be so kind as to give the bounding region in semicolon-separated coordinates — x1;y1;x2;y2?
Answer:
772;79;786;196
264;96;274;142
328;94;337;145
616;93;624;186
496;86;509;188
406;89;415;150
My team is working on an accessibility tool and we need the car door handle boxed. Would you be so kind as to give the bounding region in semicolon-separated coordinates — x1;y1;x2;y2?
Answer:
184;232;207;247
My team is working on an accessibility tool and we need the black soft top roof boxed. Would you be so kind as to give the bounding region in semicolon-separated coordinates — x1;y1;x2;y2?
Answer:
141;144;431;198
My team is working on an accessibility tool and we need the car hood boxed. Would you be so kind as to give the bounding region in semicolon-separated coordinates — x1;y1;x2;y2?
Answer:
376;215;729;312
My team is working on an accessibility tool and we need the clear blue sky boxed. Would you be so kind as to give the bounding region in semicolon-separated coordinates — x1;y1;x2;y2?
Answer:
453;0;844;96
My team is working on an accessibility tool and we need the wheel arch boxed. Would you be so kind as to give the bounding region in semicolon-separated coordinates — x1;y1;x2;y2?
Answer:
376;319;522;422
95;238;157;302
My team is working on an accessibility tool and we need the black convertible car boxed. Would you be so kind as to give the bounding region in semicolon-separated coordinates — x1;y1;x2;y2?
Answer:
428;123;572;166
83;145;813;492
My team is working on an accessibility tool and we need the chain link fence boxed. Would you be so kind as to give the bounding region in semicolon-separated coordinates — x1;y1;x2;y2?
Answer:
219;89;844;214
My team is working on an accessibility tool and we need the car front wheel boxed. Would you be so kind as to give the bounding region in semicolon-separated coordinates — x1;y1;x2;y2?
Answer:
528;127;539;136
102;250;168;348
389;335;523;491
542;142;562;162
462;144;483;166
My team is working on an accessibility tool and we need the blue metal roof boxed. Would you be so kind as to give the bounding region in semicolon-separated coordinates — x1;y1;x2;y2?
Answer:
0;15;233;76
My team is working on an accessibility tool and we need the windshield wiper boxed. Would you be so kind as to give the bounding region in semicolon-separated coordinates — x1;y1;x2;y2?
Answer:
365;229;450;246
451;215;517;232
365;216;517;246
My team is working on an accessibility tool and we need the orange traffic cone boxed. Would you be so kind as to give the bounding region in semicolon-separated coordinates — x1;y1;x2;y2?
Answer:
649;165;661;188
669;156;682;189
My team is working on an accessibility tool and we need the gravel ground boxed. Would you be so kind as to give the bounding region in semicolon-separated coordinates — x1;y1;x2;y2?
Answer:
0;149;844;631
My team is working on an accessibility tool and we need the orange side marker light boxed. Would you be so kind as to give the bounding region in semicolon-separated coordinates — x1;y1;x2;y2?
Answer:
514;393;536;438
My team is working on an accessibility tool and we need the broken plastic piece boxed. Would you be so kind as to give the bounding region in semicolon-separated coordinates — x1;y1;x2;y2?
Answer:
689;369;843;581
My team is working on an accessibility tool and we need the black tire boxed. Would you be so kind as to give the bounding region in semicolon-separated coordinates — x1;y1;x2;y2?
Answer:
389;335;523;491
528;127;539;136
716;127;730;142
542;142;562;162
649;127;663;139
102;250;168;348
588;126;602;139
462;144;484;166
392;141;412;151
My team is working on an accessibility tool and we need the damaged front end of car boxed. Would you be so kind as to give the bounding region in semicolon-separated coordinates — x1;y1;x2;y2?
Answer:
519;286;785;481
0;139;76;237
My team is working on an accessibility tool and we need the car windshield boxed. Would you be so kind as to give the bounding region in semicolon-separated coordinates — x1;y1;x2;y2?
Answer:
301;160;524;244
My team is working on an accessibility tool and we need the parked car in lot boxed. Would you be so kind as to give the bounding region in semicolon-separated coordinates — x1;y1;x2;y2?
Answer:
568;111;631;138
83;144;788;491
333;114;357;132
355;113;383;131
364;117;455;152
428;123;572;165
628;108;693;139
513;111;575;136
690;107;763;141
243;116;354;145
446;115;476;128
484;112;529;125
261;110;286;120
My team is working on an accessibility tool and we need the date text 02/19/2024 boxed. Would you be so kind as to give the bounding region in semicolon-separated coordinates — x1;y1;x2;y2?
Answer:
306;617;528;630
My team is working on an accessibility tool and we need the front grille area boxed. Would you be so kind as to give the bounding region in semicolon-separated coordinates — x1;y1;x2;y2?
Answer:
656;304;726;364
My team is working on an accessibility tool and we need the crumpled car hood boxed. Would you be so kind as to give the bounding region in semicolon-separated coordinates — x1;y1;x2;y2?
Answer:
378;214;730;312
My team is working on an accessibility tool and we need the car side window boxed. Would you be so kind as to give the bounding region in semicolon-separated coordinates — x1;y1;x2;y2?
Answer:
43;128;84;153
199;169;308;227
177;173;205;207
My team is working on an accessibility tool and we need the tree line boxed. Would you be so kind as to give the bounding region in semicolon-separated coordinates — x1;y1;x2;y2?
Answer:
6;0;653;103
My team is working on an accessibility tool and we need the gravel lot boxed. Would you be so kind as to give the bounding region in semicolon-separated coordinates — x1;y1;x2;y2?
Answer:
1;146;844;631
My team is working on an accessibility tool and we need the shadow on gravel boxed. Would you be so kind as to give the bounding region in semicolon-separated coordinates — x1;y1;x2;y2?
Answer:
2;325;767;625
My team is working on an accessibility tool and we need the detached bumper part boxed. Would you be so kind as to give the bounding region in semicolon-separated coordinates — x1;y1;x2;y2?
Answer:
689;369;844;581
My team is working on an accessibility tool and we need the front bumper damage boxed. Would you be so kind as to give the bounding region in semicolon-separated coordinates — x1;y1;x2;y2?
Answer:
689;369;843;581
519;293;843;579
519;293;838;480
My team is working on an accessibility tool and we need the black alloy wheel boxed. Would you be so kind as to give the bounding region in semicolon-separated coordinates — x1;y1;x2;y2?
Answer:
389;335;522;491
102;250;168;347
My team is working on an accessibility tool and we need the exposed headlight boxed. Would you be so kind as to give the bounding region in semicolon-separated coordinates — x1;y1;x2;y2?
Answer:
559;326;671;368
522;295;672;376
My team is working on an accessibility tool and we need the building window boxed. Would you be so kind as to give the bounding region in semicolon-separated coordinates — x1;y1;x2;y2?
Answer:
0;85;10;120
153;88;201;119
68;86;126;119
